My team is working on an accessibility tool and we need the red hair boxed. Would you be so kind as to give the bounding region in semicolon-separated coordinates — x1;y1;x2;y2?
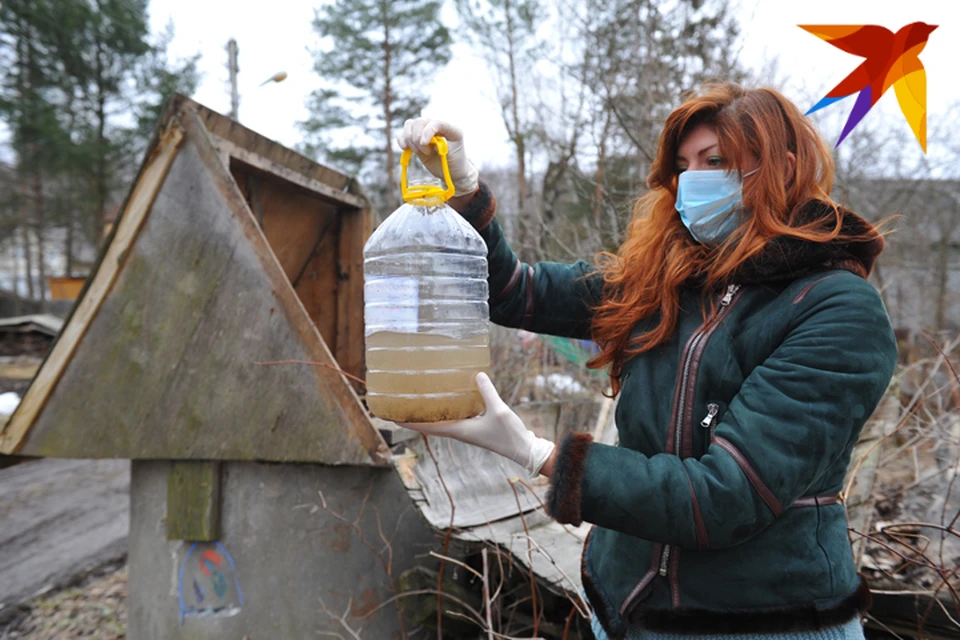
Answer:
587;83;878;395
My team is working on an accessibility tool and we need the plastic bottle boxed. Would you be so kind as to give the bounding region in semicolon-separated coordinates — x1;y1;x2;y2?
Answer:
363;137;490;422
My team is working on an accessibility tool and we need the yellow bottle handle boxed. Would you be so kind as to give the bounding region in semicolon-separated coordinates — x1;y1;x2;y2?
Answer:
400;136;456;204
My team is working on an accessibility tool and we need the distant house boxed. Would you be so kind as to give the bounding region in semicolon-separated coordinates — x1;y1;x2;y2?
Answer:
0;225;99;302
0;314;63;358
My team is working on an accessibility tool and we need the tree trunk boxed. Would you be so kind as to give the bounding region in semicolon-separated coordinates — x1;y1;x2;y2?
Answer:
25;20;46;304
15;11;34;300
32;170;47;304
10;230;22;314
66;215;74;278
593;112;610;222
21;224;34;300
94;1;109;244
504;0;535;260
381;1;396;212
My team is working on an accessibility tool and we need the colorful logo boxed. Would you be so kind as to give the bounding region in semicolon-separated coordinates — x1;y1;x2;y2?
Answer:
800;23;937;152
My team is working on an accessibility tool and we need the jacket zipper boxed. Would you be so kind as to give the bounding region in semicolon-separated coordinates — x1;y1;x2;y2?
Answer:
700;403;720;438
658;284;741;579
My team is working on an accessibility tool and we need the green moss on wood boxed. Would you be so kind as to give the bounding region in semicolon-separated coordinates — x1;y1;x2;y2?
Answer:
167;461;221;541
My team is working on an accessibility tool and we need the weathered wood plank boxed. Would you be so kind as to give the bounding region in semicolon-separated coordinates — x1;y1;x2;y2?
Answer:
0;122;185;455
293;220;339;350
237;168;338;284
176;94;355;192
394;436;546;529
208;135;366;210
456;519;591;597
166;461;221;541
14;106;387;464
335;204;372;390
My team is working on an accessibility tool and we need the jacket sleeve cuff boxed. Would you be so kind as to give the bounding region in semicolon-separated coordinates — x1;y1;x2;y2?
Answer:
457;180;497;231
545;432;594;526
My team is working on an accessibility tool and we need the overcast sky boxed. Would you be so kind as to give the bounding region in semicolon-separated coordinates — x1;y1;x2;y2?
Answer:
148;0;959;171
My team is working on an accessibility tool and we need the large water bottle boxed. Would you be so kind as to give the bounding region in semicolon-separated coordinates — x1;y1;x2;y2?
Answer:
363;137;490;423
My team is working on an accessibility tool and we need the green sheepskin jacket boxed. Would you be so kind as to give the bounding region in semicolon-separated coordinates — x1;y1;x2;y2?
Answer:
457;181;897;638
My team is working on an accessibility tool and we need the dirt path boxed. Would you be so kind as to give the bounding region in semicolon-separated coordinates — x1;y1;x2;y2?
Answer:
0;458;129;612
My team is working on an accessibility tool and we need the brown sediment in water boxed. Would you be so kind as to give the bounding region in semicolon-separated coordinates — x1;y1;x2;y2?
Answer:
365;331;489;423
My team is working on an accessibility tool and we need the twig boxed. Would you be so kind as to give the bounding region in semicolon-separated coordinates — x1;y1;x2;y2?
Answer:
508;479;591;617
483;548;495;640
314;484;407;638
255;359;366;386
372;504;393;577
510;532;591;618
354;588;484;626
422;435;455;639
428;551;484;582
318;596;363;640
444;610;541;639
920;332;960;557
510;476;589;541
508;479;540;638
864;611;909;640
562;605;576;640
842;401;917;501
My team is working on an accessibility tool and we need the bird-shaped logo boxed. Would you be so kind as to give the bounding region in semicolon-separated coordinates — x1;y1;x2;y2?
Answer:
800;22;937;153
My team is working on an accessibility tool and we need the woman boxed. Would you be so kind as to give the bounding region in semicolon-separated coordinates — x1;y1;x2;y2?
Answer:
396;83;897;639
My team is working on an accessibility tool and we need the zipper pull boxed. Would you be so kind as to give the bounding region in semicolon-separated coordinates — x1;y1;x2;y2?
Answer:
720;284;740;307
700;403;720;428
659;547;671;577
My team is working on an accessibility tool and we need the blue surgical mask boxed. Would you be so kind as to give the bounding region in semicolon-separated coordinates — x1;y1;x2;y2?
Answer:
675;168;758;245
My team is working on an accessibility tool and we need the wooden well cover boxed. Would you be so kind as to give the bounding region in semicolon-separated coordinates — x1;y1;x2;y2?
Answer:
0;95;387;465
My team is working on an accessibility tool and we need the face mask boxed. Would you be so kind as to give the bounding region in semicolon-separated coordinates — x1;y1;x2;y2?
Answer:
675;168;758;245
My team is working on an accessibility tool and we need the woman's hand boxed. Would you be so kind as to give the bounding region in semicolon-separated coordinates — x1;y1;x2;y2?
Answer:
397;118;480;198
399;372;556;478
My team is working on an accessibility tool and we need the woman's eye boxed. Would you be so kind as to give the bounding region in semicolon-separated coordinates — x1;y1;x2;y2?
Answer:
676;166;687;174
707;156;724;167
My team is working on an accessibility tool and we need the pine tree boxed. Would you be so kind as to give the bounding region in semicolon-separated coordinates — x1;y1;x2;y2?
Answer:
0;0;71;301
0;0;201;299
301;0;452;211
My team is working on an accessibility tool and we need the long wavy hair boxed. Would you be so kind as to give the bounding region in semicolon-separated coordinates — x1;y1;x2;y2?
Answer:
587;83;876;395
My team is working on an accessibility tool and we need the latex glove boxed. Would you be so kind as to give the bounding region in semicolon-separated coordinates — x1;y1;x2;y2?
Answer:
399;373;556;477
397;118;480;197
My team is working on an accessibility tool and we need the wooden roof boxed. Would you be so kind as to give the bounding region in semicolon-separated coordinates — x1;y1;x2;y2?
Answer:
0;95;386;465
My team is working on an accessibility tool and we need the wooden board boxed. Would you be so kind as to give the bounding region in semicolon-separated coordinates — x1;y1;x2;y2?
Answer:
5;105;386;464
166;461;220;541
184;97;358;200
394;436;548;529
293;221;340;351
235;168;338;284
216;136;367;210
456;519;590;597
335;203;371;389
0;122;185;454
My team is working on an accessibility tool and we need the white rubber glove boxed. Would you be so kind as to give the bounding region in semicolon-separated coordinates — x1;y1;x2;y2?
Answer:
399;373;556;477
397;118;480;197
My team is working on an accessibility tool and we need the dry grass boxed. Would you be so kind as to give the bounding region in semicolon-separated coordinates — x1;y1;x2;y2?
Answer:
1;565;126;640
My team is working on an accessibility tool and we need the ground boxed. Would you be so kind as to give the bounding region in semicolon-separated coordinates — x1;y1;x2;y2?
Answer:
0;563;127;640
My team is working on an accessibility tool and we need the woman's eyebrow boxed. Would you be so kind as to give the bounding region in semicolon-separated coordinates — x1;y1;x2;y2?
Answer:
676;144;719;162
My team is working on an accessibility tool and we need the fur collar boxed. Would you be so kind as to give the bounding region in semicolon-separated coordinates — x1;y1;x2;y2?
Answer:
685;200;885;287
732;200;884;284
